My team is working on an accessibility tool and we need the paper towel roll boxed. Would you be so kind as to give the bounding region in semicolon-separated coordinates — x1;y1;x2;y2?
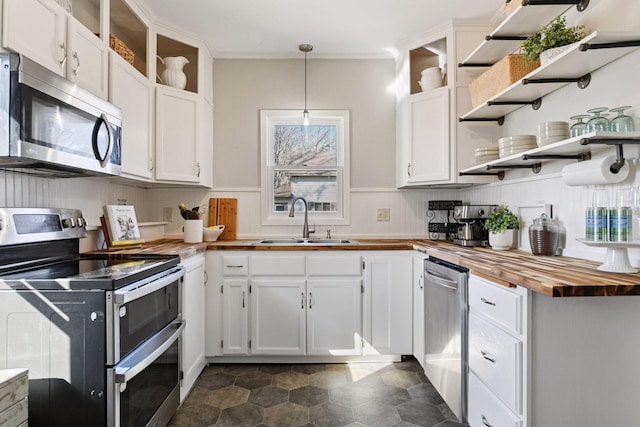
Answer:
561;154;630;186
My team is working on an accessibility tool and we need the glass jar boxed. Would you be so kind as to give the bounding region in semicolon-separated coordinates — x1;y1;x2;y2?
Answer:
529;213;559;256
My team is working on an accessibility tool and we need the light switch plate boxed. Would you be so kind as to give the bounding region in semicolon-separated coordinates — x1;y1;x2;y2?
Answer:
377;208;390;221
163;207;173;222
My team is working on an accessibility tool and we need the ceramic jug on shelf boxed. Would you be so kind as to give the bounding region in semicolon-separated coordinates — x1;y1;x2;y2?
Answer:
157;56;189;90
418;67;444;91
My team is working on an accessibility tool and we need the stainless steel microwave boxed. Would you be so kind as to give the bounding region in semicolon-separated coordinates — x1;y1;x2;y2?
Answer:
0;53;122;177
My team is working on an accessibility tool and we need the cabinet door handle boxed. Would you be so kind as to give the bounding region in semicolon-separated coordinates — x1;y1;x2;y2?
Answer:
407;162;411;177
242;291;245;308
301;292;305;309
72;51;80;75
58;42;67;67
418;273;424;290
197;162;201;177
481;414;493;427
481;350;496;363
309;292;313;309
481;297;496;306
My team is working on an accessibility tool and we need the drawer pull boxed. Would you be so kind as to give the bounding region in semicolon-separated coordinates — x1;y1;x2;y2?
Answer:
482;414;493;427
226;264;245;268
481;350;496;363
481;297;496;306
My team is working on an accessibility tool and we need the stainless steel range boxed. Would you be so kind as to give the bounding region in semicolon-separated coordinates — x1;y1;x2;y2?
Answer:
0;208;185;427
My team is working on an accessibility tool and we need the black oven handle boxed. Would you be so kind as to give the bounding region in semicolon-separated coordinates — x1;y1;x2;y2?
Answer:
114;319;185;385
114;267;184;305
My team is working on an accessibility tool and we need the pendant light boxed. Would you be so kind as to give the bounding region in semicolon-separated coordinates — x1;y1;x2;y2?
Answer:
299;43;313;126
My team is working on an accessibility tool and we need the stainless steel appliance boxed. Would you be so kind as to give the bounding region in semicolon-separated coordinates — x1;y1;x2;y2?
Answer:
424;256;468;423
0;53;122;177
452;204;497;247
0;208;184;427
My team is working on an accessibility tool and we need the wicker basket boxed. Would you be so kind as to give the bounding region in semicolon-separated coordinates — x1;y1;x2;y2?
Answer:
504;0;520;17
110;35;135;66
469;54;540;108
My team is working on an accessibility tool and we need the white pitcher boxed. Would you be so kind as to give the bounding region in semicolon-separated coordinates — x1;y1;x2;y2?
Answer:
418;67;444;91
157;56;189;89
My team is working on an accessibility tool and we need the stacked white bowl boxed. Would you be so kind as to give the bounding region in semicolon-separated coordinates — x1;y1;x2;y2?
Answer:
474;147;499;164
498;135;537;158
537;121;569;146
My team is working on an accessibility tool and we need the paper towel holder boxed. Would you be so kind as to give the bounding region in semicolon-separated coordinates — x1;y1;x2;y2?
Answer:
579;137;640;174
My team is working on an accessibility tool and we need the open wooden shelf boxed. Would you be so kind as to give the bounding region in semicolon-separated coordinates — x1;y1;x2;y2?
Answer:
459;32;640;122
460;131;640;176
459;2;572;67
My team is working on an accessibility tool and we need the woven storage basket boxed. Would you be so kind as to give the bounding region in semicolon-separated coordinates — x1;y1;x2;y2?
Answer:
110;35;135;66
504;0;520;17
469;54;540;108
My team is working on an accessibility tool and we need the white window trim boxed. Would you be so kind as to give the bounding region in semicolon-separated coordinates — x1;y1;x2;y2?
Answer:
260;109;351;226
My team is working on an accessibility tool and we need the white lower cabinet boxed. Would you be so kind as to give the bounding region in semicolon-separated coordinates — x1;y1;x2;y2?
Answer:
412;253;427;368
467;274;527;427
468;373;522;427
307;279;362;356
180;253;207;401
222;278;250;355
363;254;413;355
250;279;306;355
206;251;415;359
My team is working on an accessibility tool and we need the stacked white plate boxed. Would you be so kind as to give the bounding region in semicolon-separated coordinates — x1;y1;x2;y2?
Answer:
498;135;537;158
475;147;499;164
537;121;569;146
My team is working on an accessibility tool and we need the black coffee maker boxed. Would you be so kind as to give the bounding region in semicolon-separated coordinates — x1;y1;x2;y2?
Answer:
452;205;497;247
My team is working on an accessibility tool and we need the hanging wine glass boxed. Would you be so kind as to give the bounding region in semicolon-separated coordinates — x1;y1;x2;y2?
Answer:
569;114;590;138
609;106;635;132
586;107;610;132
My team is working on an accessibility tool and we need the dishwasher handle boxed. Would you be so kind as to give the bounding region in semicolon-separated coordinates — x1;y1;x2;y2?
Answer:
425;269;459;291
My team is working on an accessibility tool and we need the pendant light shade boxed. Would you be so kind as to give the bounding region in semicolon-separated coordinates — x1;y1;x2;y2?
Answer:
299;43;313;126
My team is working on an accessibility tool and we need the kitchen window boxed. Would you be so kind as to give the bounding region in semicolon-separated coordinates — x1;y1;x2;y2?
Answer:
261;110;350;225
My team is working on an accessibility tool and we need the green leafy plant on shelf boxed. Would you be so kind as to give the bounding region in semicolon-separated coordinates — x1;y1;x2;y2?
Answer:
483;205;520;234
520;15;587;64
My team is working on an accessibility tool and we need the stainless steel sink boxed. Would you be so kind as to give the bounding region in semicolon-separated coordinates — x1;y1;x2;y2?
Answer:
255;238;355;245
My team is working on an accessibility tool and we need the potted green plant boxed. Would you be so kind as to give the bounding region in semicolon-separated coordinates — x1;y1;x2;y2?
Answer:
520;16;587;65
484;205;520;250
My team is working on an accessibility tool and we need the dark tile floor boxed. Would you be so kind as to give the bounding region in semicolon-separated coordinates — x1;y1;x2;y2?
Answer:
169;357;462;427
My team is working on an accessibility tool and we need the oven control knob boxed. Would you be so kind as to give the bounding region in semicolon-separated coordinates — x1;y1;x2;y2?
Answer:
76;217;86;227
90;390;104;399
61;218;76;228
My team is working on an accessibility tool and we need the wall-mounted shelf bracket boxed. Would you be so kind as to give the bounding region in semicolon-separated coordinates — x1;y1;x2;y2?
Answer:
487;163;542;174
459;117;505;126
487;98;542;111
522;152;591;161
523;0;590;12
486;35;527;41
459;171;505;180
457;62;493;68
580;138;640;173
522;73;591;89
580;40;640;51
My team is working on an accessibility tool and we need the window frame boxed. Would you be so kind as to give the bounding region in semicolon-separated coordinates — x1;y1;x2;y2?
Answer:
260;109;350;226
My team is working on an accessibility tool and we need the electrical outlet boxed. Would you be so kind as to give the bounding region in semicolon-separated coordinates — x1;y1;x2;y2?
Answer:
376;208;390;221
163;207;173;222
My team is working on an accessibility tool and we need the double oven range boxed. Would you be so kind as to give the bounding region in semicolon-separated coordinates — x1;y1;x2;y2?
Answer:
0;208;185;427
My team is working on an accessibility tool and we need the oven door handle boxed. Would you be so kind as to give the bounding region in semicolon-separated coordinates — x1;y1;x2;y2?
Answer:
114;319;185;385
114;267;184;305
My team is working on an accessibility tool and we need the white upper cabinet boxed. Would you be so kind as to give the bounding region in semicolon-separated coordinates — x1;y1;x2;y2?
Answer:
3;0;108;98
109;51;154;180
396;22;494;187
154;86;201;183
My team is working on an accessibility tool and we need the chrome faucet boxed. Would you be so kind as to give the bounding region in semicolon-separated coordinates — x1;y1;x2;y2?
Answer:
289;196;314;238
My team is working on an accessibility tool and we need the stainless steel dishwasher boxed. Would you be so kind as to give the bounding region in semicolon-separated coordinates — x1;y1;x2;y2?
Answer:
424;256;468;424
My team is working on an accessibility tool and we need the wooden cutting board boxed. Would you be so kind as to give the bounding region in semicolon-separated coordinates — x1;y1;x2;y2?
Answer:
208;198;237;240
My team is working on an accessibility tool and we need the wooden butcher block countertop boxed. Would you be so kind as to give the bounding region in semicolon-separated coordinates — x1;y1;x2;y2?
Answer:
96;238;640;298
